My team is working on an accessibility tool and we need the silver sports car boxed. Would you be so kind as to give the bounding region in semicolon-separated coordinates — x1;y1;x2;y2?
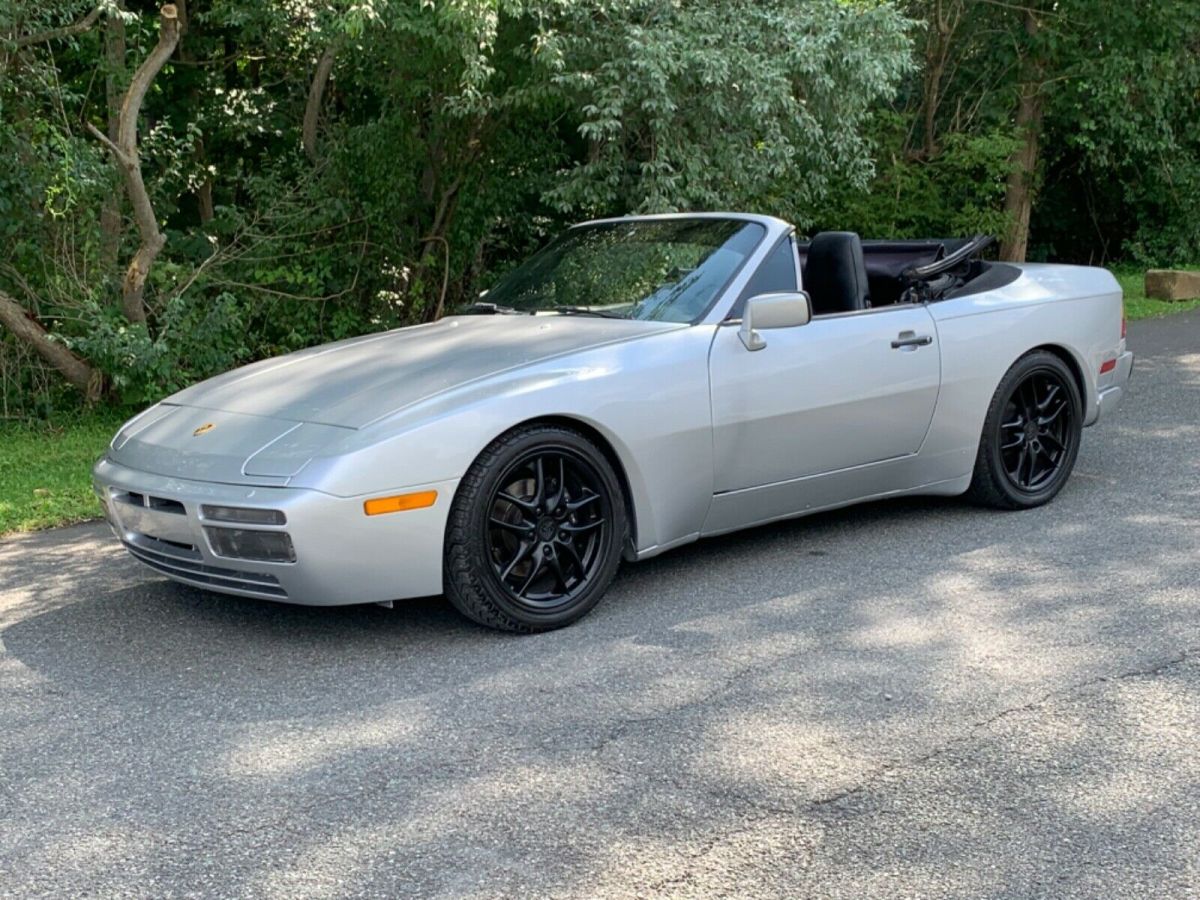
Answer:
94;213;1133;631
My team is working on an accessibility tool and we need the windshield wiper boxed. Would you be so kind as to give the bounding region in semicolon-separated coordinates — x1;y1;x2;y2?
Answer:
461;302;525;315
552;306;627;319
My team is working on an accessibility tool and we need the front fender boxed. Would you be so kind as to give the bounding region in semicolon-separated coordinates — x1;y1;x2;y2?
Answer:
290;325;719;554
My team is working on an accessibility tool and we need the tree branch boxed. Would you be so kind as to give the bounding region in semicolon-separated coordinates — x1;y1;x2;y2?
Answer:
419;235;452;322
302;42;338;164
88;4;181;324
116;4;179;153
10;6;102;48
0;289;101;400
99;1;127;270
85;120;130;165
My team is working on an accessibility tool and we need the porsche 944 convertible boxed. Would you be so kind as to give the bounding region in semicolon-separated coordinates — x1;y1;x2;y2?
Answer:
94;214;1133;631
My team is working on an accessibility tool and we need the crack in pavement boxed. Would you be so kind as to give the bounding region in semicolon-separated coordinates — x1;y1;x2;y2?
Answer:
809;646;1198;813
549;647;1200;894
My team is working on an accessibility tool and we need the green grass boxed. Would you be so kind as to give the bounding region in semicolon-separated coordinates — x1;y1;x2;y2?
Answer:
0;413;124;536
1115;270;1200;320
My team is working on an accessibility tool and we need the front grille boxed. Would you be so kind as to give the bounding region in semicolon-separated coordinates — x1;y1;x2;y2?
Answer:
134;533;198;556
113;491;185;515
123;534;288;598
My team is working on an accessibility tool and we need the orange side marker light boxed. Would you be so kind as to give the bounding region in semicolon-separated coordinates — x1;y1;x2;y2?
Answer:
363;491;438;516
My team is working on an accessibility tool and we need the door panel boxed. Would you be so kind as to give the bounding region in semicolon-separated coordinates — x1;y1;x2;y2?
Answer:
709;306;941;494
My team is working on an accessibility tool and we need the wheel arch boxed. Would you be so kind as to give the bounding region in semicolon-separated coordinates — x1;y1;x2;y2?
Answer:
467;415;641;559
1029;342;1089;411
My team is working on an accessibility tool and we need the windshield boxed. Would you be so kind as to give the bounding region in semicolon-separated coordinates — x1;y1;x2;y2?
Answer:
468;218;765;323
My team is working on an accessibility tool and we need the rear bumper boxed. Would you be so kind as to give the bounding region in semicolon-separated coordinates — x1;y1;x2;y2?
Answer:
92;457;456;606
1093;350;1134;424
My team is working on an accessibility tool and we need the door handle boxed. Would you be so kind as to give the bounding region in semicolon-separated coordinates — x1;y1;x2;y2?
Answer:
891;331;933;349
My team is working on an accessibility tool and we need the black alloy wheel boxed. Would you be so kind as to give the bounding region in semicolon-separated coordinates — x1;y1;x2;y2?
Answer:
444;423;626;632
967;350;1083;509
486;448;610;610
998;368;1075;491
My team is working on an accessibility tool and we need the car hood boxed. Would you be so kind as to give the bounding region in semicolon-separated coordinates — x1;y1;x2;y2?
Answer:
106;315;681;485
165;314;681;429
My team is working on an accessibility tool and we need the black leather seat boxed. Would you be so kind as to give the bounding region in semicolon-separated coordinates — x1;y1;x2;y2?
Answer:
803;231;871;315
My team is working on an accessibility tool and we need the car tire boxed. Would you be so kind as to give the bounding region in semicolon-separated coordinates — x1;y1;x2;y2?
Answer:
967;350;1083;510
444;423;627;633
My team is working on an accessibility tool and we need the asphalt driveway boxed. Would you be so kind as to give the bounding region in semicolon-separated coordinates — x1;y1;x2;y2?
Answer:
2;313;1198;899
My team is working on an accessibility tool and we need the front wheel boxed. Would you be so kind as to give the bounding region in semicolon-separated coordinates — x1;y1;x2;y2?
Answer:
966;350;1083;509
444;423;627;632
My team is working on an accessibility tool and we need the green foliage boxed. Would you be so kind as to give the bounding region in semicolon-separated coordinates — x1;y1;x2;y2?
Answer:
64;289;252;405
814;0;1200;265
541;0;915;221
2;0;1199;420
809;114;1016;239
1031;0;1200;265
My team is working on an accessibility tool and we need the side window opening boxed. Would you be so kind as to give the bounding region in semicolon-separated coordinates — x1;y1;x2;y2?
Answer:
732;237;799;318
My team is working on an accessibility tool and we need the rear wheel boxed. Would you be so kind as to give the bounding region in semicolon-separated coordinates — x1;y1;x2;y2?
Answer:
967;350;1082;509
444;423;626;632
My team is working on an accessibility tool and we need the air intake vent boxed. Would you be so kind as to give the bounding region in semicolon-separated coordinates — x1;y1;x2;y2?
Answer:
112;491;185;515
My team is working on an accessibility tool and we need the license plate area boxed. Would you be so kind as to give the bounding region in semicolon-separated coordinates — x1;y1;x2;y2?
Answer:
109;493;196;546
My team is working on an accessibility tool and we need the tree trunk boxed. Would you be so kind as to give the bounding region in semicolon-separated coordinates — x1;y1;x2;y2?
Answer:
174;1;213;226
920;0;961;158
417;180;464;323
99;3;126;270
0;290;100;400
303;44;337;163
89;4;182;324
999;9;1045;263
196;140;215;225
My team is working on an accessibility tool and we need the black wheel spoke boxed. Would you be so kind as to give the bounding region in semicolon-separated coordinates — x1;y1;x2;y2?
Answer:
565;490;600;513
498;491;536;512
1027;446;1043;483
499;541;533;581
1020;378;1038;413
532;457;546;507
547;553;570;592
1041;431;1065;452
1013;445;1029;482
490;515;534;535
517;547;547;596
557;538;585;575
562;518;604;534
548;456;567;510
1038;401;1066;426
1038;442;1055;469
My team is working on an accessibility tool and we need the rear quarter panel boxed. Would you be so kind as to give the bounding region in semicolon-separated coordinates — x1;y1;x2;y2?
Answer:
922;264;1123;482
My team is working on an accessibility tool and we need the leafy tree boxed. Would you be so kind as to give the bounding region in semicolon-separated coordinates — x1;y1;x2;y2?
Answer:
0;0;917;412
822;0;1200;263
538;0;914;223
8;0;1200;418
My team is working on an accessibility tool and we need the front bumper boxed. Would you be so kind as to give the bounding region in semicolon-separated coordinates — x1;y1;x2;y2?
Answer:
1094;350;1134;424
93;457;457;605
